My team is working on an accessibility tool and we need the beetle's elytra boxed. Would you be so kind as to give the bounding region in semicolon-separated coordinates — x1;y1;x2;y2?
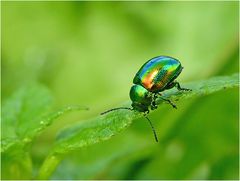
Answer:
101;56;191;142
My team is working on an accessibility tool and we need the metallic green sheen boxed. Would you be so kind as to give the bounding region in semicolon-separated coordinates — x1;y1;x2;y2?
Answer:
130;85;151;104
133;56;183;93
129;84;152;112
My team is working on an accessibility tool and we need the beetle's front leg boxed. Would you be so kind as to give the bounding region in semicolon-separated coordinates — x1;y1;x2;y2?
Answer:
143;110;150;116
151;101;158;110
150;94;158;110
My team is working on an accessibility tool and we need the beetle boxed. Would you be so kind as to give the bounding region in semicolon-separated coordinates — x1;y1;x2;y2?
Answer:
101;56;191;142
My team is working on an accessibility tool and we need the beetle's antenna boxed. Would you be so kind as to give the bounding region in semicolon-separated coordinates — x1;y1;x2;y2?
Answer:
144;116;159;142
101;107;133;115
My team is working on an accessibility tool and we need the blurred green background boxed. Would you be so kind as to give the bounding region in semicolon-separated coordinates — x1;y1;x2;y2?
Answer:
2;1;239;179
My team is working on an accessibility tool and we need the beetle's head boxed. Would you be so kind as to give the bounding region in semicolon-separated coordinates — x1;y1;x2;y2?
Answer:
130;84;152;112
101;84;158;142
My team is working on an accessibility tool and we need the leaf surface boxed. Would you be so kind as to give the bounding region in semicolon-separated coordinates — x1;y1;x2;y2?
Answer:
38;73;238;179
1;84;88;180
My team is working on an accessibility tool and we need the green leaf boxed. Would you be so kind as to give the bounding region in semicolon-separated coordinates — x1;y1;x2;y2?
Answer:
1;84;53;152
1;84;53;139
1;84;88;153
1;148;32;179
156;73;239;104
56;73;238;153
1;84;88;179
134;87;238;180
38;73;238;179
20;105;89;145
52;132;154;179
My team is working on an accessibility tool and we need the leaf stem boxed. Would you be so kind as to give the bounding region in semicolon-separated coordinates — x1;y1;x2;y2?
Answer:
37;153;63;179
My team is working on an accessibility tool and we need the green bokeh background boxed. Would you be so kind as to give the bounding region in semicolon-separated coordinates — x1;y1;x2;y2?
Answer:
2;1;239;179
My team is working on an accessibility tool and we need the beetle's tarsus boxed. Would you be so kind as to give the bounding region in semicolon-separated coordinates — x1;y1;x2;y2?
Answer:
180;87;192;91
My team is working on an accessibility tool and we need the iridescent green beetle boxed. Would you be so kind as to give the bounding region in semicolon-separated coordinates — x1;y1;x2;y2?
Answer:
101;56;191;142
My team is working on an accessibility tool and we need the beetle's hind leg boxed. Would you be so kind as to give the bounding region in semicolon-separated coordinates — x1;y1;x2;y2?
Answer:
165;81;191;91
174;81;192;91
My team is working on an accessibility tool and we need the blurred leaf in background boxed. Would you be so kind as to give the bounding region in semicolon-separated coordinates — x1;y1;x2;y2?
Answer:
1;84;53;179
1;83;88;179
1;1;239;180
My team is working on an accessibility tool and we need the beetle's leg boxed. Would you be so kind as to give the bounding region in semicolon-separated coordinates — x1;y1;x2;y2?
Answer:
174;81;192;91
164;82;175;90
151;94;158;110
165;81;191;91
143;110;150;116
151;102;158;110
159;96;177;109
156;93;177;109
